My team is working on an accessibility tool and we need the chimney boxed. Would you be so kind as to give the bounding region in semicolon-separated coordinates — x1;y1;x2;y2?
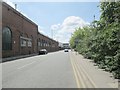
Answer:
15;4;17;10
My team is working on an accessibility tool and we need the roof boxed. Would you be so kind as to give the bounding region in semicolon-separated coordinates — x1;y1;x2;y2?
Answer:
2;2;38;27
2;2;58;44
38;32;58;43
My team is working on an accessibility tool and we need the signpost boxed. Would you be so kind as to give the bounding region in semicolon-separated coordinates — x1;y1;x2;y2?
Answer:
74;39;79;55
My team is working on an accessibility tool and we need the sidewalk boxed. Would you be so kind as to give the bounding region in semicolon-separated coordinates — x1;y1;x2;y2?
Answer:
70;51;118;88
2;53;38;62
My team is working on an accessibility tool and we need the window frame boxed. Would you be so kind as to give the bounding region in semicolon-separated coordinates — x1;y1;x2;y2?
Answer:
2;27;12;50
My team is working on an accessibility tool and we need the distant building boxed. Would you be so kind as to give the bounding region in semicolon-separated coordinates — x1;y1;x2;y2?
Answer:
63;43;70;49
58;43;70;49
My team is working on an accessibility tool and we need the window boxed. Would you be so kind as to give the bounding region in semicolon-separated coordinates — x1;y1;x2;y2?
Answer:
20;36;32;47
2;27;12;50
21;39;26;47
40;40;42;46
38;39;40;47
28;40;32;47
44;40;45;46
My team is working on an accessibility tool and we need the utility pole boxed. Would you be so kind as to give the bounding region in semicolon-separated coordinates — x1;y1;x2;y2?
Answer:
94;15;95;21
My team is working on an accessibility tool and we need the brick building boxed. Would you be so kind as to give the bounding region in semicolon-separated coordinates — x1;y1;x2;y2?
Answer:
2;2;59;58
37;32;59;52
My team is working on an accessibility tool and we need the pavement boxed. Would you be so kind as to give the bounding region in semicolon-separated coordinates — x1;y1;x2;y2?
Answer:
2;53;38;62
69;51;118;88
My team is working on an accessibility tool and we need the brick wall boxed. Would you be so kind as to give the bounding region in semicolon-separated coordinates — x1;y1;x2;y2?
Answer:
37;33;59;52
2;2;59;58
2;2;38;58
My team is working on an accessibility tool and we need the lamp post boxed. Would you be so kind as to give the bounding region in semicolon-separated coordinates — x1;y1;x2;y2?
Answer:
94;15;95;21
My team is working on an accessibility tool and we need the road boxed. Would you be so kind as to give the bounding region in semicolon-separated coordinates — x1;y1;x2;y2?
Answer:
2;51;77;88
69;51;118;88
2;50;118;88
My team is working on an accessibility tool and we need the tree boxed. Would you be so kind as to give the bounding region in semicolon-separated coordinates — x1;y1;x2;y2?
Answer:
70;1;120;78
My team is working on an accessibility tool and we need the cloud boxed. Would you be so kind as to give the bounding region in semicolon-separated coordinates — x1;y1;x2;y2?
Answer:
51;24;61;31
51;16;89;43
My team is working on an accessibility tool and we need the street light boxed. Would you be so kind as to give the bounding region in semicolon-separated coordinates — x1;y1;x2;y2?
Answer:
94;15;95;21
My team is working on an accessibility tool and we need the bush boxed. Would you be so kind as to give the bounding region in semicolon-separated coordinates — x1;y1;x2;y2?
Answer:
70;1;120;79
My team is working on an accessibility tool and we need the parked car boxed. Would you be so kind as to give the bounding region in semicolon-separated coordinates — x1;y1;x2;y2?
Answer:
39;49;48;55
64;49;69;52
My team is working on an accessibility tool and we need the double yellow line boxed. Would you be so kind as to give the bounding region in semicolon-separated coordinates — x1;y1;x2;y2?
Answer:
69;52;97;88
70;52;85;88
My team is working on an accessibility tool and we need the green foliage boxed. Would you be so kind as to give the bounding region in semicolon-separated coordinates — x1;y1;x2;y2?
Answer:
70;1;120;79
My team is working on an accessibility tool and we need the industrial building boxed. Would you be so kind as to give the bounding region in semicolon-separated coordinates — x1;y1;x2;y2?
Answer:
2;2;59;58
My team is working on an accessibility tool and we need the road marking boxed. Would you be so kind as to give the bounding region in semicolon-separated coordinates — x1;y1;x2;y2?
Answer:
69;52;86;88
70;52;86;88
17;61;36;70
70;51;98;88
78;62;97;88
70;56;81;88
73;52;98;88
72;59;86;88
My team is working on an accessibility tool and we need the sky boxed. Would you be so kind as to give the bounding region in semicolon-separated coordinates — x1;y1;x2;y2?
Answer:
4;1;101;43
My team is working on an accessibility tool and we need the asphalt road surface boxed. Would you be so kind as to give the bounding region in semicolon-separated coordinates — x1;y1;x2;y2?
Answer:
2;51;77;88
2;50;118;88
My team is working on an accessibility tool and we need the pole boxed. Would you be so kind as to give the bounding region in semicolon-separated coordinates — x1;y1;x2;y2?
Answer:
94;15;95;21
